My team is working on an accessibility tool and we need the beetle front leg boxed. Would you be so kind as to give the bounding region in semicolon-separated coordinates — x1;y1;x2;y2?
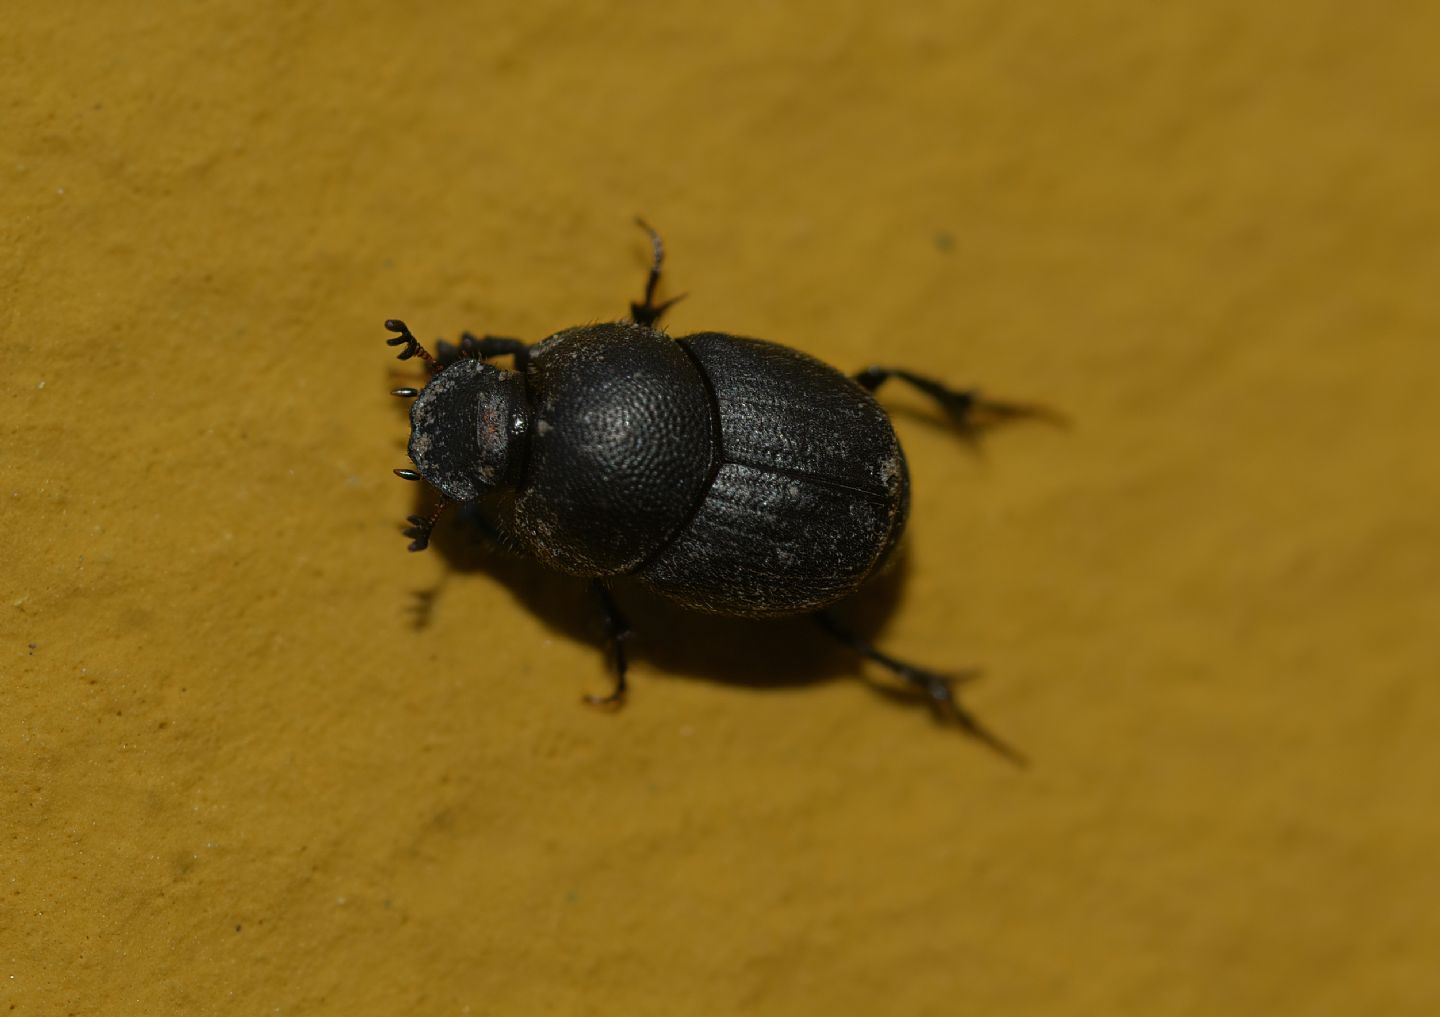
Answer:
629;218;686;328
428;332;531;369
854;367;1064;432
458;332;532;371
813;610;1026;765
584;581;631;708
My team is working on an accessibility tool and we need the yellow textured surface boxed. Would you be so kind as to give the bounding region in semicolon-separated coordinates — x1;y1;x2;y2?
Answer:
4;2;1438;1014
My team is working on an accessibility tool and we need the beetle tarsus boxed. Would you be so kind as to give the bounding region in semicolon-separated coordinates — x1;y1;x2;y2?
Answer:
813;610;1026;766
854;367;1064;434
630;217;687;328
584;581;631;708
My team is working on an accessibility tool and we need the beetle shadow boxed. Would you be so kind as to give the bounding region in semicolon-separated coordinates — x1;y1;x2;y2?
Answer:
885;403;1071;461
405;494;915;696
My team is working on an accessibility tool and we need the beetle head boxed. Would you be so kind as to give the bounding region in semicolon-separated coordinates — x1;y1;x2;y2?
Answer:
406;359;531;501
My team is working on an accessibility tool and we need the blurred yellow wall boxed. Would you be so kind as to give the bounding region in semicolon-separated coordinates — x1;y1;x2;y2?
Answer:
4;2;1437;1014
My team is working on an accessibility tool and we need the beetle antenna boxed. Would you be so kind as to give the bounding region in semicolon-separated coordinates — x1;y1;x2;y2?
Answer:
384;319;435;364
631;217;687;327
402;498;449;552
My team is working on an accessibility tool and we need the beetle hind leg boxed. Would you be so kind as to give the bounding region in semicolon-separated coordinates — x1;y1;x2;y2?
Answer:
854;367;1064;433
583;581;631;709
813;611;1026;765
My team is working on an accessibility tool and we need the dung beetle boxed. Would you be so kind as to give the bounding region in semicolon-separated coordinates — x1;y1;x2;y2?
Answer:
386;221;1055;761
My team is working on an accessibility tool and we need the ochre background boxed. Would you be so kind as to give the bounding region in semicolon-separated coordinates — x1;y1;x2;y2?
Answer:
4;2;1437;1014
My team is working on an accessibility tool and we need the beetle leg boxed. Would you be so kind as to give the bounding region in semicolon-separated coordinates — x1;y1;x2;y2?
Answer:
433;338;464;368
452;499;521;553
854;367;1065;433
433;333;532;370
584;581;631;709
629;217;687;328
813;610;1027;766
459;332;532;371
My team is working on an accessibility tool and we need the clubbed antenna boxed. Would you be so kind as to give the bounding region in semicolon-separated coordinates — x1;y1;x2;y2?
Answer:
402;499;449;552
384;319;435;364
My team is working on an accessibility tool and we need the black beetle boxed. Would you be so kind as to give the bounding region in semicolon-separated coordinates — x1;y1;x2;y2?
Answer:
386;221;1054;761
